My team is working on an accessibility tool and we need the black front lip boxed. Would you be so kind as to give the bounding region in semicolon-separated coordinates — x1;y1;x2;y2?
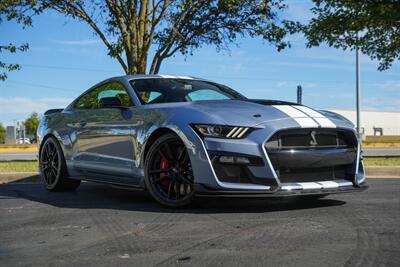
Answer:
194;183;368;197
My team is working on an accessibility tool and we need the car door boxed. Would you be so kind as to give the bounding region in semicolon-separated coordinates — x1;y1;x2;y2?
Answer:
71;82;138;183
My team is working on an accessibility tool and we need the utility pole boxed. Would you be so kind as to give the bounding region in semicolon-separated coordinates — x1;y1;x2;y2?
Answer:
356;43;361;136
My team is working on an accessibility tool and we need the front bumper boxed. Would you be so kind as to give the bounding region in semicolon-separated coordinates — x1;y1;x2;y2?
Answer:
188;122;367;195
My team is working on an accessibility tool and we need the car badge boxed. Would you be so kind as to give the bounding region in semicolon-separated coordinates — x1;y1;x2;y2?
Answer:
310;130;318;146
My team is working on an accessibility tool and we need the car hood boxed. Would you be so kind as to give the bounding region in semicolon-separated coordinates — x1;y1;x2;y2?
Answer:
188;99;353;129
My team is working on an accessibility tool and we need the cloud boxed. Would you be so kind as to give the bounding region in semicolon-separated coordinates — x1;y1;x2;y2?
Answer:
365;80;400;92
52;39;102;46
0;97;73;115
361;97;400;112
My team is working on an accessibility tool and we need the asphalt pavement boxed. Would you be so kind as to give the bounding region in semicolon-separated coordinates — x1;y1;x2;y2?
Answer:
0;178;399;267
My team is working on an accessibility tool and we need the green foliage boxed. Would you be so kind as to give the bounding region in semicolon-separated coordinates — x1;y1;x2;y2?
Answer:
6;0;293;74
0;123;5;144
24;112;40;135
297;0;400;71
0;0;42;80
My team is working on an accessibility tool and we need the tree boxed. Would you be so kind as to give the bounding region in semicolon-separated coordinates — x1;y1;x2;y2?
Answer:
0;1;41;80
297;0;400;71
24;112;40;135
8;0;291;74
0;123;5;144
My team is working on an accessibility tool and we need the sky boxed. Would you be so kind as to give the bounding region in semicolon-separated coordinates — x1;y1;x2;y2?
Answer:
1;1;399;127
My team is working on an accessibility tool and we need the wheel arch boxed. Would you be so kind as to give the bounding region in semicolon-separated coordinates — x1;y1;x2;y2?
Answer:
38;132;64;157
141;127;180;167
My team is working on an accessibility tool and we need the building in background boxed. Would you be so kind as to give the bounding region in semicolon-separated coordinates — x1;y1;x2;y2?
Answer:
328;109;400;136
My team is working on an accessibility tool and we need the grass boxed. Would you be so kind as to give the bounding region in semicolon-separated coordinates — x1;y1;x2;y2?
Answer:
0;161;38;173
363;157;400;166
362;136;400;148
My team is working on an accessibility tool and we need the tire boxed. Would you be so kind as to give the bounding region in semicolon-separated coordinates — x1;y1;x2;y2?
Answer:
144;133;195;207
39;136;81;191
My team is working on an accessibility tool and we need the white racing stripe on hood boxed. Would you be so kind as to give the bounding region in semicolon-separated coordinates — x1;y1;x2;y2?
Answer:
273;105;319;128
293;106;336;128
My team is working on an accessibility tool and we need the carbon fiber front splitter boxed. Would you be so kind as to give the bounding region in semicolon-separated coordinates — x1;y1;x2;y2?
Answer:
194;182;368;197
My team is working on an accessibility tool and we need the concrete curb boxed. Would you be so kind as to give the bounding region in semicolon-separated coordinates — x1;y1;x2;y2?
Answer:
0;167;399;184
0;172;41;184
365;166;400;178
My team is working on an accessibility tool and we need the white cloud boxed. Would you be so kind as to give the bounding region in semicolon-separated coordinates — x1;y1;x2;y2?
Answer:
0;97;72;115
365;80;400;92
361;97;400;112
52;39;102;46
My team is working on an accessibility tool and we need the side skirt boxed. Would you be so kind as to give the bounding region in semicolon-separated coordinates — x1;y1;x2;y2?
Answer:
68;176;145;191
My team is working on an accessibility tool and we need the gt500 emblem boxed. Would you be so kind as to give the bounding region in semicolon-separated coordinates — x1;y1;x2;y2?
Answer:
310;130;318;146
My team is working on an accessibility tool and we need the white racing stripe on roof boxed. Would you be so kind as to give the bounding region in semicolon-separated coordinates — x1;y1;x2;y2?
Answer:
158;75;193;79
158;75;176;78
293;105;336;128
273;105;319;128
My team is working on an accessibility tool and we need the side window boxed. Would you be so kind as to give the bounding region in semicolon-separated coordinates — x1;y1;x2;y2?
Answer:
74;82;133;109
97;82;133;108
74;87;100;109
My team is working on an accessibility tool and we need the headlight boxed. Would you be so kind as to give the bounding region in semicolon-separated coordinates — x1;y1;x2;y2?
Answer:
192;124;252;139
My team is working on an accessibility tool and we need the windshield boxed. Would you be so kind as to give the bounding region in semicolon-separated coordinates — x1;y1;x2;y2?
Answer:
130;78;246;104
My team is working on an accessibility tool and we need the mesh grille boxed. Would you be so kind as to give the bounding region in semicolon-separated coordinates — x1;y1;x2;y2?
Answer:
265;128;357;183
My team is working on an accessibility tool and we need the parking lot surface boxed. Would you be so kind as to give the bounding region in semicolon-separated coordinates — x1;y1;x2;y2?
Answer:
0;178;399;267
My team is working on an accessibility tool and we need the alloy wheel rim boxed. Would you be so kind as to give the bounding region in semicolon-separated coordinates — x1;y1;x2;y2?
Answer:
41;142;59;186
149;140;194;202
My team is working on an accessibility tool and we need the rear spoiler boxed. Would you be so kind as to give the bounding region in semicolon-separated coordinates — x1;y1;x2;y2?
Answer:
44;109;64;116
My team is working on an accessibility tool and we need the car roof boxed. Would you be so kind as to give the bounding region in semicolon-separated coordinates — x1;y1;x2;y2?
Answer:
117;74;207;82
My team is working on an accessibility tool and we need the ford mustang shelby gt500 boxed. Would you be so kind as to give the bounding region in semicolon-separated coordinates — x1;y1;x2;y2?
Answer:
38;75;367;207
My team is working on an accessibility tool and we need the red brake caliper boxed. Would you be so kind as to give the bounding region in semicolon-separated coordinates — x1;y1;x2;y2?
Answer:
159;157;170;192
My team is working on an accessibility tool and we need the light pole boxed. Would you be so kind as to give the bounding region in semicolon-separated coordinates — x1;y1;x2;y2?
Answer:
356;44;361;136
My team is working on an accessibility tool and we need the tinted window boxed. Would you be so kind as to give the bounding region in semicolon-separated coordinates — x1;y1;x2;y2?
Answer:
74;82;133;109
130;79;245;104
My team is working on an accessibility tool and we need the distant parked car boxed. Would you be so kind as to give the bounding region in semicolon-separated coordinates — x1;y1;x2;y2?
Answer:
37;75;367;207
17;138;31;144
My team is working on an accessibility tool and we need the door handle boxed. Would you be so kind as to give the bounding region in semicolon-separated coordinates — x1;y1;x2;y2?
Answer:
79;120;87;127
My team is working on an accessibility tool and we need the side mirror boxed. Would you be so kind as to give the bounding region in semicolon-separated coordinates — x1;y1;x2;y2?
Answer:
99;97;124;109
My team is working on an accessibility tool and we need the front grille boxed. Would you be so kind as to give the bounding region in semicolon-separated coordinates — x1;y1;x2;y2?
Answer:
265;128;356;150
277;165;350;183
265;128;357;184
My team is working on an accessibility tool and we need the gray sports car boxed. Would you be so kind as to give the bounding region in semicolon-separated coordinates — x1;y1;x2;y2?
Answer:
37;75;367;207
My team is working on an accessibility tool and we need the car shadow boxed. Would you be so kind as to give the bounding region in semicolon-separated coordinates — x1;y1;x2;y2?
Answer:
0;181;346;214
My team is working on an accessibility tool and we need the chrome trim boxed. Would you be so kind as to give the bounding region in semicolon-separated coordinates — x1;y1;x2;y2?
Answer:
261;137;281;192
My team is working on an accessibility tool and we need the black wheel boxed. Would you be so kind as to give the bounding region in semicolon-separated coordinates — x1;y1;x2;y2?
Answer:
144;133;195;207
39;137;81;191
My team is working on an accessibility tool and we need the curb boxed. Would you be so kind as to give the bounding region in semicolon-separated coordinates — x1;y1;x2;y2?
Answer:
0;172;41;184
365;166;400;178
